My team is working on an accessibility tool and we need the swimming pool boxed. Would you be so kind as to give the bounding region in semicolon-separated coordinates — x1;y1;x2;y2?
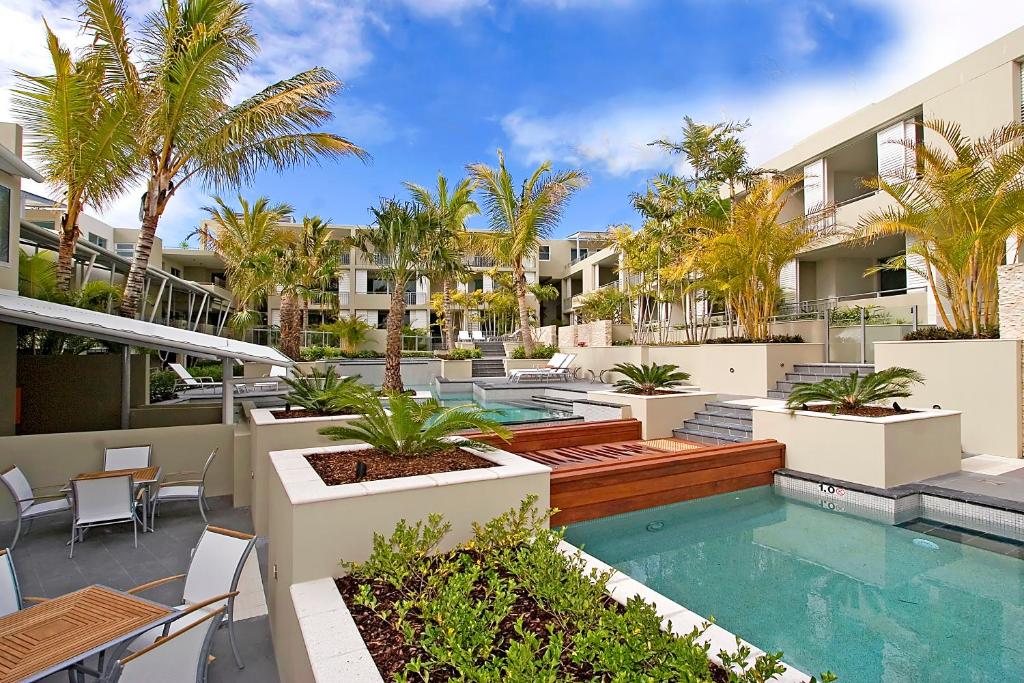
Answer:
564;486;1024;682
433;393;572;425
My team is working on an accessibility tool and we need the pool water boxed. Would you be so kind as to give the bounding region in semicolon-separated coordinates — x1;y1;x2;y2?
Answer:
564;486;1024;682
434;393;571;424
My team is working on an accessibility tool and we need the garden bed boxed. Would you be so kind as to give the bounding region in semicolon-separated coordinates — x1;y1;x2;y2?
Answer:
305;447;496;485
270;408;358;419
801;405;916;418
328;501;789;682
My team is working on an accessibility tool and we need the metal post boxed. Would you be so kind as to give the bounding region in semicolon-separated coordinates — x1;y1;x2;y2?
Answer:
120;346;131;429
911;305;919;333
222;357;234;425
823;302;831;363
859;306;867;364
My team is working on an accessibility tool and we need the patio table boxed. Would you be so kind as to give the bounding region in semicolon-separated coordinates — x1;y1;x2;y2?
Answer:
63;466;163;532
0;585;175;682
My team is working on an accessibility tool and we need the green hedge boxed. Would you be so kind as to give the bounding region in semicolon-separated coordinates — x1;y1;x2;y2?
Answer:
903;327;999;341
510;344;559;359
438;348;482;360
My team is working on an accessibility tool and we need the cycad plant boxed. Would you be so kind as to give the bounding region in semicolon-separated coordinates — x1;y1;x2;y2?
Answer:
785;367;925;414
611;362;691;395
281;367;360;414
319;387;511;458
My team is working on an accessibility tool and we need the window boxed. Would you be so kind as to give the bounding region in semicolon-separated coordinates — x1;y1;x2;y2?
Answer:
0;185;9;263
539;246;550;261
87;233;108;249
169;267;182;278
115;242;135;259
367;276;390;294
570;248;588;261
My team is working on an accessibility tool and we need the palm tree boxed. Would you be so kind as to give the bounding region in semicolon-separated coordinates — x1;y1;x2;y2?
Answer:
404;174;479;351
785;368;924;414
851;120;1024;335
274;216;343;360
467;151;587;355
197;195;292;335
351;200;433;393
77;0;368;319
12;20;139;293
321;315;373;353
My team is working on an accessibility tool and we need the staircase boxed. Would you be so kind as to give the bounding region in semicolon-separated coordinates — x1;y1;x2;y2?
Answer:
471;358;506;378
476;341;506;357
674;363;876;446
766;362;874;399
674;402;754;446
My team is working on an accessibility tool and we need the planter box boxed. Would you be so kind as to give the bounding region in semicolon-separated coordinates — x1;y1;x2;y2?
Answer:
587;390;715;439
752;405;962;489
267;442;550;673
455;341;476;351
248;408;366;536
439;358;474;380
283;540;808;683
502;341;518;356
874;339;1022;458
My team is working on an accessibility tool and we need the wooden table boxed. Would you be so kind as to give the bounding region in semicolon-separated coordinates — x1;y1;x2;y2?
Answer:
0;585;175;682
64;466;162;532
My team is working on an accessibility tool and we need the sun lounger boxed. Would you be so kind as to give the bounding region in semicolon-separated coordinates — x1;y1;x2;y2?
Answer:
508;353;575;382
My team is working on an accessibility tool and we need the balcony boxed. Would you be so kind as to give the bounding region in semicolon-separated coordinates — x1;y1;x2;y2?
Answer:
463;256;496;268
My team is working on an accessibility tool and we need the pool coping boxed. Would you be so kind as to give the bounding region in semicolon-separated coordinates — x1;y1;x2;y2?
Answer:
557;541;811;682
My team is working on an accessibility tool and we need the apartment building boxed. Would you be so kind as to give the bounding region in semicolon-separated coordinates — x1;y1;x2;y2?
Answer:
760;25;1024;325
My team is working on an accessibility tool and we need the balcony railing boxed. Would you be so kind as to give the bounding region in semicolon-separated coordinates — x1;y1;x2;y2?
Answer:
463;256;495;268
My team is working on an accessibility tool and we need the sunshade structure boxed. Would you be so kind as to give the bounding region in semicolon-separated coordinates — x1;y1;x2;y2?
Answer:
0;289;291;425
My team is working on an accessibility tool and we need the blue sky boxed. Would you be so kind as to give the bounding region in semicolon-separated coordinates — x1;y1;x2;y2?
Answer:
4;0;1024;244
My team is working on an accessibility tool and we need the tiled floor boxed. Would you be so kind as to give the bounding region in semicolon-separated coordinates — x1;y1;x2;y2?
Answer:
0;496;279;683
920;454;1024;506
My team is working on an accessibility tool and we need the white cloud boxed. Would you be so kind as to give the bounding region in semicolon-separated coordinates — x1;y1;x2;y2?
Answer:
501;0;1024;175
398;0;490;19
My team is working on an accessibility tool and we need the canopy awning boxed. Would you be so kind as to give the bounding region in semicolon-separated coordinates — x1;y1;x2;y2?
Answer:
0;289;290;365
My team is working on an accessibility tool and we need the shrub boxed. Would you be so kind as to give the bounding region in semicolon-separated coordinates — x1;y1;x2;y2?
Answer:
300;346;346;361
611;362;691;395
785;367;925;414
281;367;362;414
829;305;907;327
705;334;804;344
187;362;243;381
439;348;482;360
510;343;558;359
321;315;372;353
339;499;835;682
319;387;510;457
149;370;178;403
903;326;999;341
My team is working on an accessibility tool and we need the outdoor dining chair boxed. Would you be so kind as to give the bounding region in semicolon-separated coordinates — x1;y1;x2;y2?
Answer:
0;465;71;549
0;548;46;618
100;597;233;683
150;449;218;526
125;525;257;670
70;473;141;558
104;446;152;472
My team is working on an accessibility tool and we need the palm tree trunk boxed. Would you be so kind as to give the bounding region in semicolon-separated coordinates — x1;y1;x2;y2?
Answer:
120;173;170;318
383;288;405;393
443;280;456;351
515;268;534;355
279;292;302;360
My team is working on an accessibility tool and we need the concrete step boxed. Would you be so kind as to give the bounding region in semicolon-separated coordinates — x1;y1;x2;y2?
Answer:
475;342;506;357
471;358;506;377
791;363;874;376
681;417;752;439
673;427;749;446
767;390;790;400
692;410;751;429
531;395;573;408
702;401;755;420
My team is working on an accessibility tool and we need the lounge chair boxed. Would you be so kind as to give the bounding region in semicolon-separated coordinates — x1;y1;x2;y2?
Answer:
249;365;288;392
508;353;575;382
457;330;472;342
472;330;485;342
169;363;221;393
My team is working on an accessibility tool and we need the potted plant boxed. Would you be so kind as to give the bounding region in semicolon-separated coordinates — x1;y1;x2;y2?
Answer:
588;362;714;439
436;347;481;379
752;368;962;488
265;390;552;639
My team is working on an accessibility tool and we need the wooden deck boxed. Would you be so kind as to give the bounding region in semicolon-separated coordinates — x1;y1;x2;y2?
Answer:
468;419;785;526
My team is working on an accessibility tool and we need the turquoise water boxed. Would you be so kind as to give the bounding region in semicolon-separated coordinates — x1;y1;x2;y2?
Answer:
564;487;1024;682
434;393;570;424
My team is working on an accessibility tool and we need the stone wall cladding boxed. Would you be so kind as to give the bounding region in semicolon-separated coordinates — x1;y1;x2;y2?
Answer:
558;325;577;350
997;263;1024;457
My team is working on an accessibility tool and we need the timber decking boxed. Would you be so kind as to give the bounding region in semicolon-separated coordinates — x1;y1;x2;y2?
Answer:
467;419;785;525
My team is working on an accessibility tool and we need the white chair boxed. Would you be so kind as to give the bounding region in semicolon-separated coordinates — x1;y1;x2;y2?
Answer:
104;445;152;472
151;449;217;525
0;548;22;617
70;473;140;558
457;330;472;342
0;465;71;549
169;363;221;393
251;365;288;392
472;330;485;342
103;600;230;683
508;353;572;382
126;526;258;670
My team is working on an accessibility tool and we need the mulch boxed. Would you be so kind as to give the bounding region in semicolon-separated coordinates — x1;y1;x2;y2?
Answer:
802;405;917;418
270;408;357;419
305;447;496;485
